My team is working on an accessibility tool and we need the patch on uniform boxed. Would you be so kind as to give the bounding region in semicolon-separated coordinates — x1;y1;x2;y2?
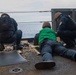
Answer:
59;22;62;26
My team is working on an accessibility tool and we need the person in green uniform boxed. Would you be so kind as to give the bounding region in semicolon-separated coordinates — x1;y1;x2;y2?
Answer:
35;22;76;70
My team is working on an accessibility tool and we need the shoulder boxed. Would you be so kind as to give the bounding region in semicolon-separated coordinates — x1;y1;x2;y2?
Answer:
11;18;16;21
61;15;68;19
61;15;69;23
10;18;17;24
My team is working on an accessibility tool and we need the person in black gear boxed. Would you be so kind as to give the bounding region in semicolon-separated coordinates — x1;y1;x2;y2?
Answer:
0;13;23;50
54;12;76;48
34;22;76;70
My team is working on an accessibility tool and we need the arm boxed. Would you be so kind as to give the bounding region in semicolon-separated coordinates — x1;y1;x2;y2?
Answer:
57;16;72;37
11;18;18;31
57;30;76;38
33;33;39;45
58;16;68;31
57;16;76;37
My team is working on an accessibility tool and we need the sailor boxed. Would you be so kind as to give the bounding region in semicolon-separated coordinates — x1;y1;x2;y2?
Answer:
54;12;76;48
0;13;23;50
35;22;76;70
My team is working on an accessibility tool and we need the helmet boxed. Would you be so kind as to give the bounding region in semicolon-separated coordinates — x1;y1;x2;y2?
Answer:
54;12;62;20
42;22;51;28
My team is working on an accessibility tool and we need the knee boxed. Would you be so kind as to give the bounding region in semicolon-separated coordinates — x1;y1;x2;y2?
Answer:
16;30;22;36
41;47;52;55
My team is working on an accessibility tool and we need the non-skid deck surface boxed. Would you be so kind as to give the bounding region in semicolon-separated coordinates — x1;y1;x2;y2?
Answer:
0;50;76;75
0;43;76;75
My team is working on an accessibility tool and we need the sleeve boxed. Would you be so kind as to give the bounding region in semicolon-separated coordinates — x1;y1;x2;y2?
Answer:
58;16;68;31
33;33;39;45
57;16;69;37
57;30;75;38
11;18;18;31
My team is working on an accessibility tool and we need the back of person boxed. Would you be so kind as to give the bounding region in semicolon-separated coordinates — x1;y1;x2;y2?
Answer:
61;15;76;31
39;24;57;45
0;15;15;41
0;13;23;50
54;12;76;48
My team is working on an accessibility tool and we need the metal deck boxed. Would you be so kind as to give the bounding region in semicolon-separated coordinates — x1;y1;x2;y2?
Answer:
0;41;76;75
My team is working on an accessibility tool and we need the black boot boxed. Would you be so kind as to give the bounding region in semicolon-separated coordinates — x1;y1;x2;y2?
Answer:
0;43;5;51
13;44;23;50
65;44;75;48
35;60;56;70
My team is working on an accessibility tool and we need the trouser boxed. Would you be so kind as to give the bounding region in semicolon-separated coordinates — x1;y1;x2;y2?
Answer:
60;37;75;46
40;44;53;61
14;30;22;45
58;32;76;46
0;30;22;45
40;40;76;61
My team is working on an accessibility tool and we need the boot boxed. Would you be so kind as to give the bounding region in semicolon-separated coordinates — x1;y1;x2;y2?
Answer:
35;60;56;70
65;44;75;48
0;43;5;51
65;41;75;48
13;44;23;50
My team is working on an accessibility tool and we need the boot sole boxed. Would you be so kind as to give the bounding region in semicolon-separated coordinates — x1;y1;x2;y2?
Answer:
35;61;56;70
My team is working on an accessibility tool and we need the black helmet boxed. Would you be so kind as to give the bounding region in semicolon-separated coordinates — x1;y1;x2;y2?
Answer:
1;13;10;18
